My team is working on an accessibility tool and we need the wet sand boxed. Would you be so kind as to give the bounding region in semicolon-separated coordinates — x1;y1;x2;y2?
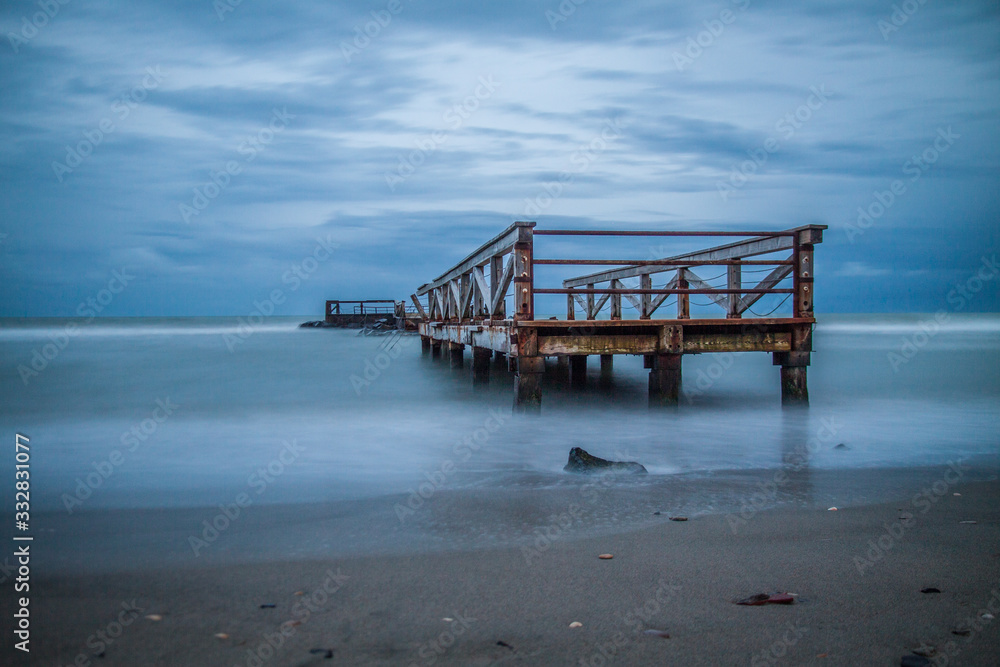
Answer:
5;467;1000;666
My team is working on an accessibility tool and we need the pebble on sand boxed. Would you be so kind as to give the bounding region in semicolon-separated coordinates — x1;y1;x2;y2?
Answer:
309;648;334;659
145;614;163;621
959;520;977;524
569;622;583;628
215;633;229;640
643;629;670;638
828;507;838;511
598;554;614;559
669;516;688;521
920;587;941;594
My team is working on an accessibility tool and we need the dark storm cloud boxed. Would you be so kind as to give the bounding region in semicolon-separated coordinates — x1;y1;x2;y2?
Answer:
0;0;998;316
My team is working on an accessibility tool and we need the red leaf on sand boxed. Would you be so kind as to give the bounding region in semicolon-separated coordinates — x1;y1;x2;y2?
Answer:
735;593;770;605
767;593;795;604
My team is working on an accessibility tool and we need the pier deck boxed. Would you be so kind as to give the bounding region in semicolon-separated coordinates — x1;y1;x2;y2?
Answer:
411;221;825;412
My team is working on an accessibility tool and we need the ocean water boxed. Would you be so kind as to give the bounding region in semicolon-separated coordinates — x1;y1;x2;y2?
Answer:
1;313;998;520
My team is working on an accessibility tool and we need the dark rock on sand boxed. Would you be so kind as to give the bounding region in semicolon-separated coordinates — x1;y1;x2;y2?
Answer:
900;655;931;667
563;447;647;474
299;320;335;328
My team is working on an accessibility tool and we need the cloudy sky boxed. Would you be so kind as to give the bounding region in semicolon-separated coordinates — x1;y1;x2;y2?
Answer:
1;0;997;316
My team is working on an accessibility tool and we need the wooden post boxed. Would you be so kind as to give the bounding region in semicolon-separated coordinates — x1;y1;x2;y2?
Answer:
727;263;742;319
773;351;810;404
587;283;595;319
421;336;431;354
610;279;622;320
796;240;815;318
649;353;682;407
473;266;485;318
472;346;491;385
567;293;575;320
640;274;651;319
513;223;534;320
570;355;587;388
493;350;505;363
677;270;690;319
554;355;570;381
490;254;506;319
431;340;442;359
600;354;613;386
449;342;465;368
514;356;544;414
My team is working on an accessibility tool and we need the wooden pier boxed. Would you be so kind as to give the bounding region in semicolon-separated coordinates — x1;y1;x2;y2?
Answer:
325;300;420;329
410;222;825;412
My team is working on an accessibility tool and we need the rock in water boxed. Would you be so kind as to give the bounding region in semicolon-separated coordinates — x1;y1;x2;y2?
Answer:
564;447;647;474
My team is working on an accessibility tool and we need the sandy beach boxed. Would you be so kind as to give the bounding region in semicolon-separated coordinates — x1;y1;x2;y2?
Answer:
7;464;999;666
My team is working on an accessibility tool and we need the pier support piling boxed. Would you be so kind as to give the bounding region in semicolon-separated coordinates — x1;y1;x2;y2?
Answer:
553;355;570;381
599;354;613;386
448;342;465;368
649;353;682;407
570;355;587;388
472;346;491;385
774;351;809;404
514;356;544;414
421;336;431;354
431;340;442;359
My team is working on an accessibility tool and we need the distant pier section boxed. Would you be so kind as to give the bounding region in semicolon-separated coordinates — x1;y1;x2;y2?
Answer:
305;300;420;329
409;221;826;412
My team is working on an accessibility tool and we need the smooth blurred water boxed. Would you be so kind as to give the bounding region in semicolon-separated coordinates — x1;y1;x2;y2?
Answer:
1;314;998;515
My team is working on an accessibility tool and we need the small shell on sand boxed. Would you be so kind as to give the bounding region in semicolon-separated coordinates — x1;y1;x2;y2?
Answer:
145;614;163;621
598;554;613;560
569;622;583;628
828;507;838;511
215;633;229;640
